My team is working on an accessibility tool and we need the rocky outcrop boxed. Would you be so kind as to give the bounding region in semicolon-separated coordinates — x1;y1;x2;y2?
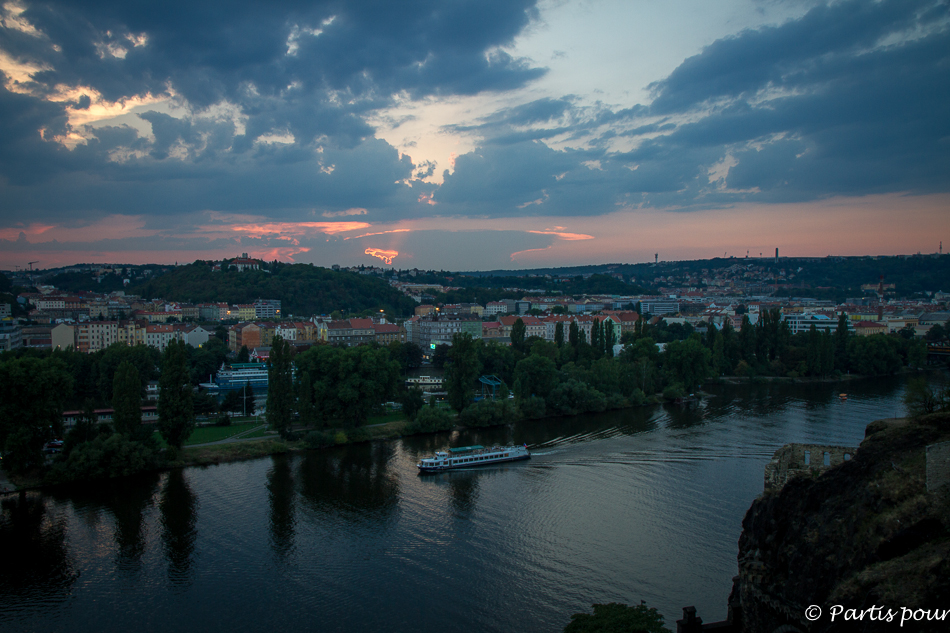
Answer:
736;414;950;632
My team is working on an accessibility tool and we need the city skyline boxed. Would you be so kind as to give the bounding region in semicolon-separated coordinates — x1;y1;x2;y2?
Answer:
1;0;947;270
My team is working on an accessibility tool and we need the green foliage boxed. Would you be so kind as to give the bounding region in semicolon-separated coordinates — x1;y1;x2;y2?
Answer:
237;345;250;363
158;340;195;449
296;370;316;426
546;379;606;416
96;343;160;406
555;321;565;347
431;343;450;369
111;360;143;437
189;336;229;385
215;414;232;427
458;398;522;428
266;335;295;437
660;337;711;391
401;386;425;421
389;341;423;373
847;334;903;376
219;386;243;414
0;356;72;474
404;406;455;434
445;333;482;412
563;602;670;633
347;427;371;443
513;354;559;400
510;317;527;351
295;344;399;427
305;430;337;448
519;395;546;419
903;377;950;418
127;261;417;317
46;434;163;484
662;383;687;401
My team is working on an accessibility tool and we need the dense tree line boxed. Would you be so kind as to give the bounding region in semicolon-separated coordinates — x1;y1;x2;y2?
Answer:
695;309;926;379
0;340;201;479
129;261;417;317
2;338;229;410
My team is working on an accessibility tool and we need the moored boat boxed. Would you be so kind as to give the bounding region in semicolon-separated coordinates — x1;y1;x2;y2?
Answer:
417;444;530;473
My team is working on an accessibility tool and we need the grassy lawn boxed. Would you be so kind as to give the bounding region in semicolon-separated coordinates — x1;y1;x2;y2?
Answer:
154;421;265;447
185;422;264;445
367;411;408;425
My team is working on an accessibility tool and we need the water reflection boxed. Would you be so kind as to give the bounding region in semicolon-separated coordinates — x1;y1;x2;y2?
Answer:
267;455;296;558
0;493;76;613
51;474;161;575
160;470;198;587
297;442;399;522
663;401;708;429
445;471;480;515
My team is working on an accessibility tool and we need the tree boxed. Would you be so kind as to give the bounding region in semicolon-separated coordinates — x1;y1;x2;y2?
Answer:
806;324;821;376
510;317;527;352
266;335;295;438
590;319;603;360
513;355;558;401
603;319;616;357
554;321;565;347
0;357;73;474
158;339;195;449
334;346;399;427
112;360;143;438
296;370;316;427
445;333;482;412
569;320;579;347
907;337;927;369
739;315;757;366
431;343;450;369
904;377;948;417
220;388;243;414
563;602;670;633
237;345;250;363
401;386;425;421
834;312;851;370
661;337;712;391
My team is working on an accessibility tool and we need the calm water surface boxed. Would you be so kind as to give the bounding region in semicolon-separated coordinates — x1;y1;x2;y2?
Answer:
0;376;920;632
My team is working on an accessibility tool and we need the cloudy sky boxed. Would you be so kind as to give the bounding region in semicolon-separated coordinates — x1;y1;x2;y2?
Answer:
0;0;947;271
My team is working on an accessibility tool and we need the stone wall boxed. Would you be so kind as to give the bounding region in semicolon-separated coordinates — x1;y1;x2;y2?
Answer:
764;443;857;491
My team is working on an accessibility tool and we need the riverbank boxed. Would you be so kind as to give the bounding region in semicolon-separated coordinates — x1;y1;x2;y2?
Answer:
712;364;937;385
4;368;933;492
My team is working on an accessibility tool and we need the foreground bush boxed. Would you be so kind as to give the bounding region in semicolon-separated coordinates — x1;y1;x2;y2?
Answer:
546;380;606;416
403;406;454;435
459;398;523;428
563;602;669;633
46;434;163;484
519;395;546;419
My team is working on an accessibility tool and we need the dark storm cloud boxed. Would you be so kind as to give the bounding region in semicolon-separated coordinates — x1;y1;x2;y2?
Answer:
0;0;543;225
7;0;543;111
1;0;947;235
440;0;950;214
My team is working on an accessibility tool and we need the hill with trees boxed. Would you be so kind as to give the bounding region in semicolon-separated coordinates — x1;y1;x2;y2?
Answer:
129;261;418;317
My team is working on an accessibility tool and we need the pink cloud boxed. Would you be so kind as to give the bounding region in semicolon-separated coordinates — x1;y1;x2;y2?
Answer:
344;228;411;240
228;221;371;237
527;230;594;241
365;248;398;265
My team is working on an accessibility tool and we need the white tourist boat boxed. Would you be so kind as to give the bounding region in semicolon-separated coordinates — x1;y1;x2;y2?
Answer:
417;444;530;473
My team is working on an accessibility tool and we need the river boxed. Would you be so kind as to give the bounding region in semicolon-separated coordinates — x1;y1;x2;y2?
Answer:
0;375;922;632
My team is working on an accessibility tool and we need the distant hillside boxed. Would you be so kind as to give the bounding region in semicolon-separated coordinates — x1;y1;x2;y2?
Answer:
465;254;950;296
129;262;418;317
